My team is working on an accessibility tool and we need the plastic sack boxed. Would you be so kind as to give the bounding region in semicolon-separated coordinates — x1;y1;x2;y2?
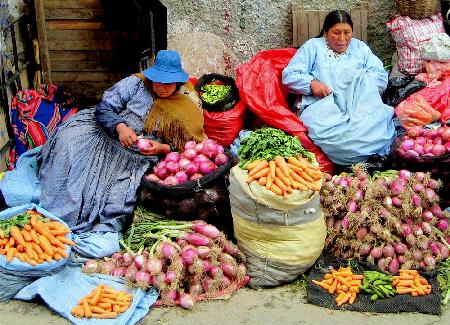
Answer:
203;101;247;147
395;94;442;129
235;48;333;173
0;203;73;301
15;266;158;325
416;77;450;123
422;33;450;62
229;166;326;289
382;76;426;107
0;146;41;207
71;232;120;259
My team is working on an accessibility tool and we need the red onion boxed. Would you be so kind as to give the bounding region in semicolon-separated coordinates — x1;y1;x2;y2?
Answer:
174;171;188;184
398;169;412;179
427;179;440;190
179;293;195;309
122;252;133;265
196;246;211;259
190;173;203;181
337;177;350;187
392;196;402;207
134;254;145;269
209;265;222;279
422;211;434;222
184;232;211;246
165;152;181;163
433;137;443;145
397;255;405;264
429;242;441;256
160;289;178;303
194;143;204;154
421;222;432;234
193;154;209;164
413;250;423;262
359;243;371;256
412;143;424;155
154;167;169;180
151;273;166;289
408;126;422;138
423;255;436;269
401;224;412;237
183;149;198;160
377;257;387;271
164;271;176;284
445;142;450;153
184;141;197;150
166;161;180;174
136;138;152;151
201;142;218;159
189;283;203;297
181;247;198;265
214;153;228;166
223;240;239;256
346;200;358;213
201;259;212;273
199;161;217;175
145;258;163;275
221;275;232;288
341;217;349;230
111;266;127;277
393;243;408;255
412;194;421;207
354;189;365;201
437;219;449;231
442;127;450;141
440;245;449;259
144;174;159;183
427;129;439;139
221;263;236;278
355;227;368;240
390;180;405;195
370;223;382;234
163;176;179;186
401;139;415;151
178;158;191;170
135;271;151;286
431;204;445;219
414;172;426;182
192;222;221;239
413;225;424;236
184;162;199;176
389;257;400;273
412;182;425;193
382;244;395;257
370;247;383;259
101;260;116;274
383;196;392;207
125;266;137;282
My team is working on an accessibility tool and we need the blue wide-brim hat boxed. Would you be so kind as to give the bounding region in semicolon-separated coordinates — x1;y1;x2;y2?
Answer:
142;50;189;83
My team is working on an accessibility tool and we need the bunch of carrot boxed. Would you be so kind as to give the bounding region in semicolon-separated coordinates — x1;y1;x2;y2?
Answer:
312;267;363;307
392;269;432;296
71;284;133;319
246;155;323;198
0;210;76;265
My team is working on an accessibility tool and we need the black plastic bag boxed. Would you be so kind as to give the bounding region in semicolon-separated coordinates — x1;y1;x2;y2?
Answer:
443;0;450;36
382;76;426;107
195;74;239;112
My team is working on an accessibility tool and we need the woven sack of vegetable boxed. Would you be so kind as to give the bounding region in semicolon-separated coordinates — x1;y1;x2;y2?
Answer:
228;166;326;288
138;151;235;233
195;73;240;112
0;203;74;302
203;100;247;147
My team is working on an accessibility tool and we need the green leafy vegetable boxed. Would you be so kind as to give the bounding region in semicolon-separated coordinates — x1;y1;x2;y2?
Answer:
237;127;316;168
0;213;30;236
437;259;450;305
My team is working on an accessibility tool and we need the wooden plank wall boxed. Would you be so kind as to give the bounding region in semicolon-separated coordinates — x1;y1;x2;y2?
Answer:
35;0;126;105
292;7;368;48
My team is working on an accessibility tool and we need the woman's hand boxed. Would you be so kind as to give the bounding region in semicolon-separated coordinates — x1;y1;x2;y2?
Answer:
310;80;333;98
116;123;138;147
139;140;171;156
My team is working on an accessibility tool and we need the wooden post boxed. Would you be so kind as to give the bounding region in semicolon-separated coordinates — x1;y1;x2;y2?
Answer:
34;0;52;83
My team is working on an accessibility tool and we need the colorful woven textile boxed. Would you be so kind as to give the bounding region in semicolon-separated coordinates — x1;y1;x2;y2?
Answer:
9;84;78;167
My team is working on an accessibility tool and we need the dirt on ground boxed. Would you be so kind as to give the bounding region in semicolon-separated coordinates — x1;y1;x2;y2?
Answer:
0;282;449;325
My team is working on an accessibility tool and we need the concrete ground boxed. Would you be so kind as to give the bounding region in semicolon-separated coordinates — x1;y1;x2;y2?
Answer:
0;284;448;325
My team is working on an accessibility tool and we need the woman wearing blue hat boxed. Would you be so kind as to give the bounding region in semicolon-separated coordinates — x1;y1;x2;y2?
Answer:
38;50;206;234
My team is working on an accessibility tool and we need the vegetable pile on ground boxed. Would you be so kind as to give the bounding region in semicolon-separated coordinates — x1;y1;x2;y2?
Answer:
143;139;228;186
0;209;75;265
82;210;247;309
199;81;231;105
361;270;395;300
312;266;363;306
71;284;132;319
321;166;450;272
245;156;323;197
392;269;431;296
397;125;450;161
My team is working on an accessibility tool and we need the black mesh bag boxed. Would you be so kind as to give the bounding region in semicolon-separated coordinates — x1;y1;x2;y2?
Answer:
382;76;426;107
195;74;239;112
307;254;441;315
138;152;236;237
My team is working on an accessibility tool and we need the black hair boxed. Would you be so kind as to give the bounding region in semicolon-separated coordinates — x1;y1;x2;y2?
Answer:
317;10;353;37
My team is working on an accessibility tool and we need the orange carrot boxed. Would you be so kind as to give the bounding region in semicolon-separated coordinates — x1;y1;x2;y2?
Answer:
21;230;32;242
269;184;283;196
258;177;267;186
30;215;38;227
249;167;270;181
246;160;262;170
9;237;15;247
337;292;352;306
265;175;273;190
82;298;92;318
6;247;16;263
38;234;54;256
71;305;85;318
274;156;289;177
275;167;291;186
91;312;117;319
90;306;107;314
269;161;276;179
273;177;288;192
88;288;101;306
248;161;269;176
10;226;26;247
23;224;32;231
30;229;40;245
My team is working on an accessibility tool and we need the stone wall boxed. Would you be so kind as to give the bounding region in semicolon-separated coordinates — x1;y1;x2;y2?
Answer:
161;0;397;75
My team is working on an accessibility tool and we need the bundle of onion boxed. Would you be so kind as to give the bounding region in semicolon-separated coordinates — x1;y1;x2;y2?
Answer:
320;166;450;272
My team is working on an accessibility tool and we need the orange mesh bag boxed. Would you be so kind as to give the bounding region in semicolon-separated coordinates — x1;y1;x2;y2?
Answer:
395;95;441;129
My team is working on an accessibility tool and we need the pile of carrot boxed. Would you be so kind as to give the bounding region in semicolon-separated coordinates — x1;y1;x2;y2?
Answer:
0;210;76;265
393;269;432;296
71;284;133;319
246;155;323;198
312;267;363;306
